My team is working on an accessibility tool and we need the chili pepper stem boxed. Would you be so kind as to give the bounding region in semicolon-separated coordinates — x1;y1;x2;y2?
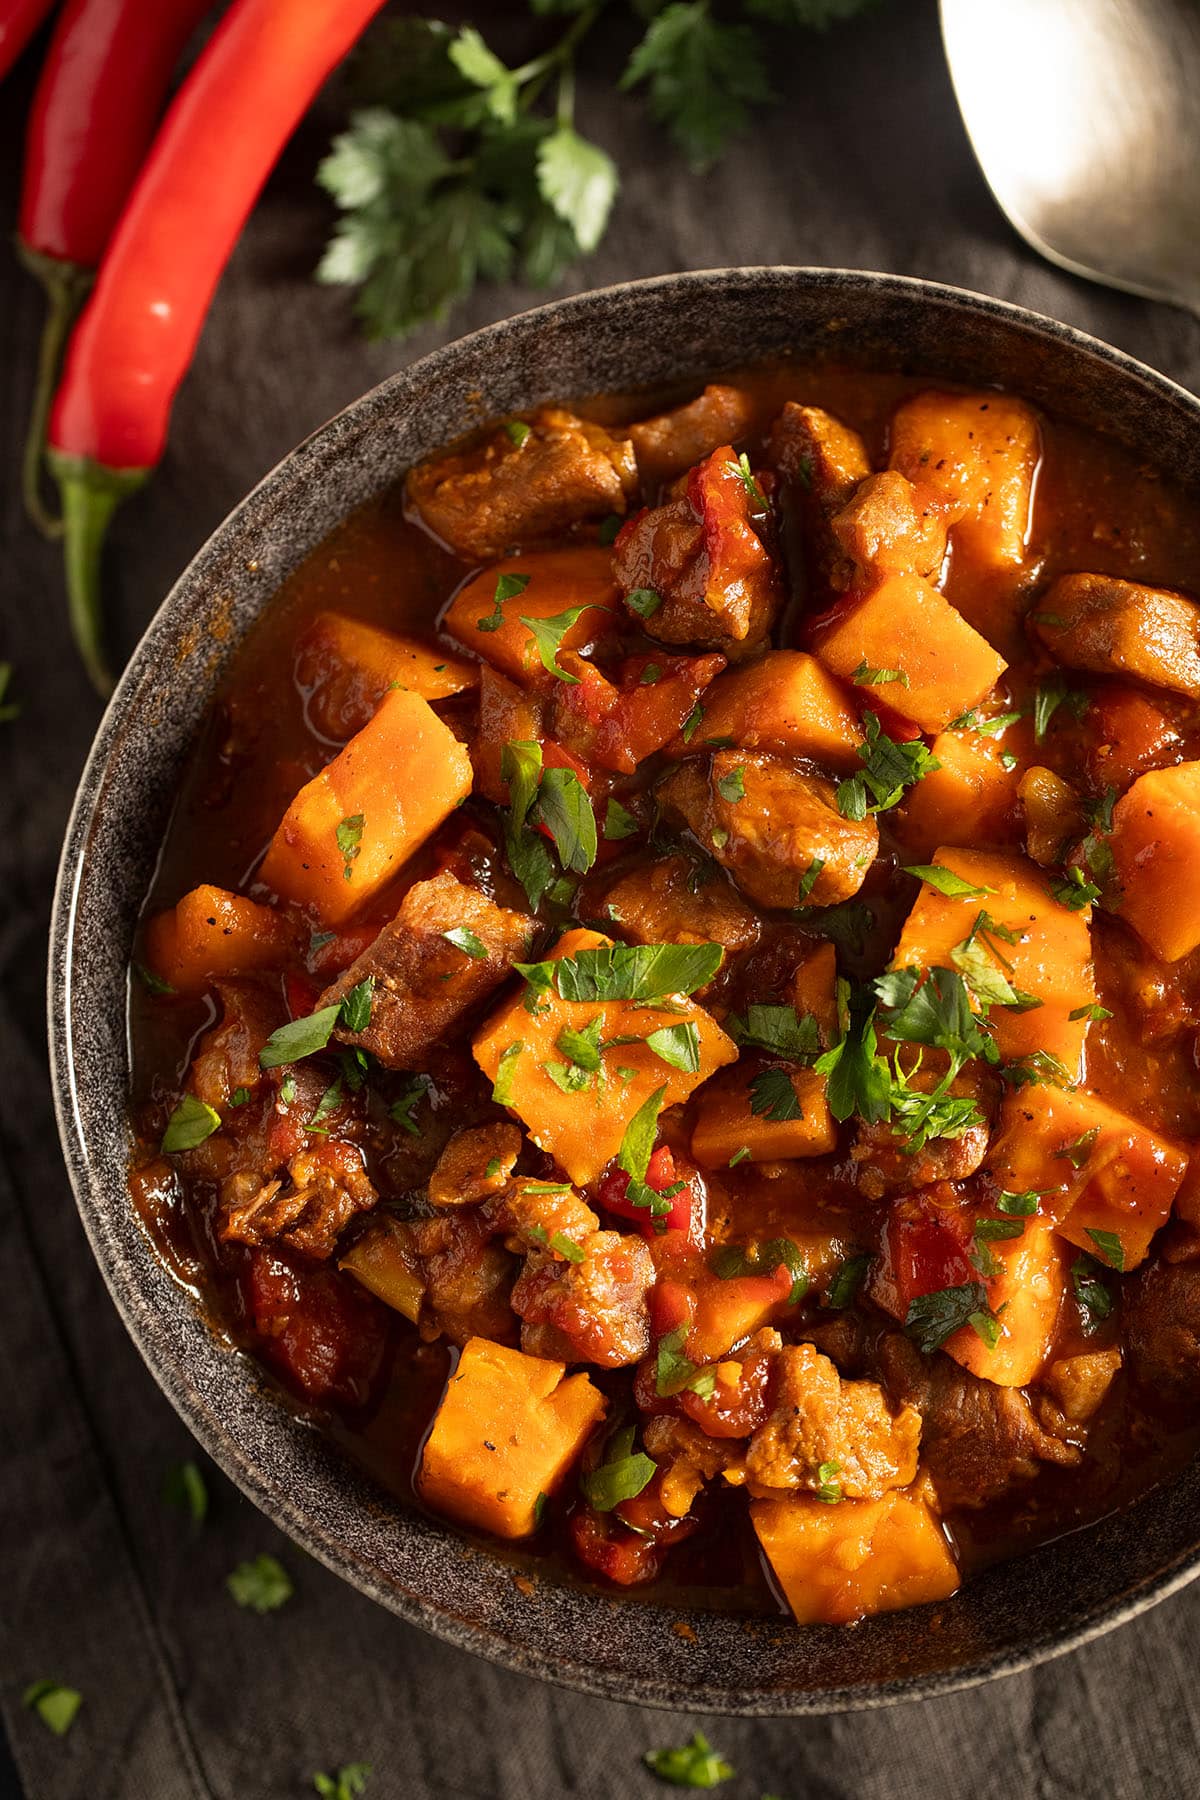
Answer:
47;450;148;699
16;244;94;540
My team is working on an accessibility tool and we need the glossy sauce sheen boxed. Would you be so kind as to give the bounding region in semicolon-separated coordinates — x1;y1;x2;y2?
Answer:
129;364;1200;1616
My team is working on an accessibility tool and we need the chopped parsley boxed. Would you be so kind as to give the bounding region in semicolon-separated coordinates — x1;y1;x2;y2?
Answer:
654;1325;715;1399
557;1015;604;1071
161;1094;220;1154
519;601;609;681
905;1282;998;1355
580;1424;656;1512
643;1732;734;1788
852;660;909;688
477;570;530;631
442;926;487;959
313;1765;371;1800
258;980;375;1070
712;1237;808;1304
1085;1227;1125;1271
503;418;531;447
825;1252;869;1310
226;1553;293;1614
1057;1127;1100;1170
836;711;939;820
904;863;994;900
715;764;746;803
997;1189;1043;1215
626;587;662;619
644;1021;701;1073
307;1077;344;1133
549;1231;586;1263
748;1067;801;1121
389;1073;433;1136
1032;671;1089;741
492;1041;524;1106
727;1004;822;1062
815;1459;843;1504
516;941;722;1003
1072;1253;1116;1329
681;702;704;742
1068;1001;1112;1022
163;1460;209;1528
23;1682;82;1737
134;960;175;996
336;812;365;882
603;797;639;840
1051;865;1100;910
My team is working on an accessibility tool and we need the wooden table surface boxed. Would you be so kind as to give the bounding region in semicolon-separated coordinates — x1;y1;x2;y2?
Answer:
2;3;1200;1796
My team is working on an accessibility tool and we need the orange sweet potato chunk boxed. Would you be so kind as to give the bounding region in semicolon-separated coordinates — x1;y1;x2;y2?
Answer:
896;731;1022;859
472;928;737;1186
690;1065;835;1168
144;885;304;994
674;649;864;770
987;1084;1189;1271
297;610;477;738
888;390;1040;570
418;1338;607;1539
443;546;619;688
949;1219;1068;1388
815;573;1007;735
259;687;473;927
752;1476;959;1625
890;847;1095;1080
1110;762;1200;961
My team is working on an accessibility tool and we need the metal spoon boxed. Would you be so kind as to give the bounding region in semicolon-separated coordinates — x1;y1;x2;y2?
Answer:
940;0;1200;317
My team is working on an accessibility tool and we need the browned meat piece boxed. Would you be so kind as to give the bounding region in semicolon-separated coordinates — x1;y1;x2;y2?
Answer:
612;444;782;655
876;1332;1081;1508
642;1415;740;1517
427;1122;523;1206
405;407;637;560
220;1142;377;1261
1125;1259;1200;1404
1042;1348;1122;1423
511;1229;655;1367
627;384;756;492
851;1068;993;1198
1031;573;1200;701
743;1342;921;1500
831;470;947;584
319;871;537;1071
408;1209;518;1346
189;981;279;1112
765;402;872;593
657;751;878;911
598;853;761;956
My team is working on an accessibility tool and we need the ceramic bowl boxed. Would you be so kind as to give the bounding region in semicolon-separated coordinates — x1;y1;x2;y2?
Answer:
48;268;1200;1714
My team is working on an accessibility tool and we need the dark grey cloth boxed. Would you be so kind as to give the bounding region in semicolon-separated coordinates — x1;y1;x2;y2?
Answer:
2;2;1199;1796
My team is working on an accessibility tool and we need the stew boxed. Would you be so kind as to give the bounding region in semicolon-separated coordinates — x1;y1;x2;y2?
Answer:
129;364;1200;1628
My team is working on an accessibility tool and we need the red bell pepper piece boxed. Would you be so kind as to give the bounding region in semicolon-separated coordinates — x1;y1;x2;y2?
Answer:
872;1202;976;1321
45;0;388;693
17;0;215;536
0;0;56;85
596;1144;698;1238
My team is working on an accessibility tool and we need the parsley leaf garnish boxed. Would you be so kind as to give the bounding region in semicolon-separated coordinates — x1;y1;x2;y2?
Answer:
477;570;530;632
654;1325;715;1399
443;927;488;959
748;1067;802;1121
492;1041;524;1106
1032;671;1089;741
904;863;994;900
581;1424;656;1512
836;711;939;820
644;1022;702;1073
1051;865;1100;910
163;1459;208;1528
258;980;375;1070
626;586;662;619
313;1766;371;1800
1072;1253;1115;1329
535;765;598;872
336;812;365;881
23;1682;82;1737
825;1252;869;1309
161;1094;220;1154
517;941;723;1002
226;1553;293;1614
905;1282;998;1355
728;1004;822;1061
557;1016;603;1071
852;660;909;688
1085;1227;1125;1271
604;797;639;841
643;1731;735;1787
520;602;608;681
389;1073;432;1136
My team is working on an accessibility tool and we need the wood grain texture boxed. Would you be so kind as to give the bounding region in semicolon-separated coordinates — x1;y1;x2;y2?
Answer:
2;3;1199;1796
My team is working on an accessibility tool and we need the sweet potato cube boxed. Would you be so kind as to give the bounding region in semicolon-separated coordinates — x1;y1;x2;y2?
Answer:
259;688;473;927
891;847;1095;1079
443;547;619;688
1031;574;1200;702
144;885;303;994
815;573;1007;735
688;1265;793;1362
888;390;1040;569
946;1219;1068;1388
472;928;737;1186
690;1064;835;1168
786;942;839;1041
896;731;1022;859
657;752;878;912
672;649;864;770
751;1477;959;1625
987;1084;1188;1270
297;610;477;738
1111;762;1200;961
418;1338;607;1539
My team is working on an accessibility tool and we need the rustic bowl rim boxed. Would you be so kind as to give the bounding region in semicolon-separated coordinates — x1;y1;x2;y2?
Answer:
47;266;1200;1715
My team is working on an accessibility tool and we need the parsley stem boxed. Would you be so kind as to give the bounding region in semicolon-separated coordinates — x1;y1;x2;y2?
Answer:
556;58;575;128
509;3;606;89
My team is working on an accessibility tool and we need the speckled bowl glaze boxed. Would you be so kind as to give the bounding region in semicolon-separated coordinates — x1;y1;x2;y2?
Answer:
49;270;1200;1714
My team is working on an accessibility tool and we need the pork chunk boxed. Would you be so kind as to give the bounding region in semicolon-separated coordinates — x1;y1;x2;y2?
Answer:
743;1342;921;1500
511;1229;655;1367
427;1122;523;1207
598;853;762;956
657;751;878;911
612;444;782;654
407;1209;518;1346
189;981;278;1112
628;384;756;492
220;1142;377;1261
832;470;948;584
765;402;872;593
876;1332;1080;1508
1125;1259;1200;1405
319;871;537;1070
1032;573;1200;701
642;1415;741;1517
406;407;637;560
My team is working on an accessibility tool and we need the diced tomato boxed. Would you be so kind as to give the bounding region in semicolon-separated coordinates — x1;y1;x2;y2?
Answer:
243;1248;389;1409
1084;684;1181;792
284;968;322;1020
871;1199;976;1321
680;1340;776;1438
585;653;726;775
688;448;772;615
569;1504;665;1585
596;1146;700;1240
647;1275;694;1339
541;738;592;788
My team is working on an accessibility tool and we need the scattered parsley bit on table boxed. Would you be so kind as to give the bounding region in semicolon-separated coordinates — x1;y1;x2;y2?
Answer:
226;1553;294;1614
643;1730;735;1788
23;1682;82;1737
313;1765;371;1800
163;1459;208;1528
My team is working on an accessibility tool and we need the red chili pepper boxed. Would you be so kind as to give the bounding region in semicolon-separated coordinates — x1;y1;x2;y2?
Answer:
18;0;214;536
46;0;388;694
0;0;56;84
